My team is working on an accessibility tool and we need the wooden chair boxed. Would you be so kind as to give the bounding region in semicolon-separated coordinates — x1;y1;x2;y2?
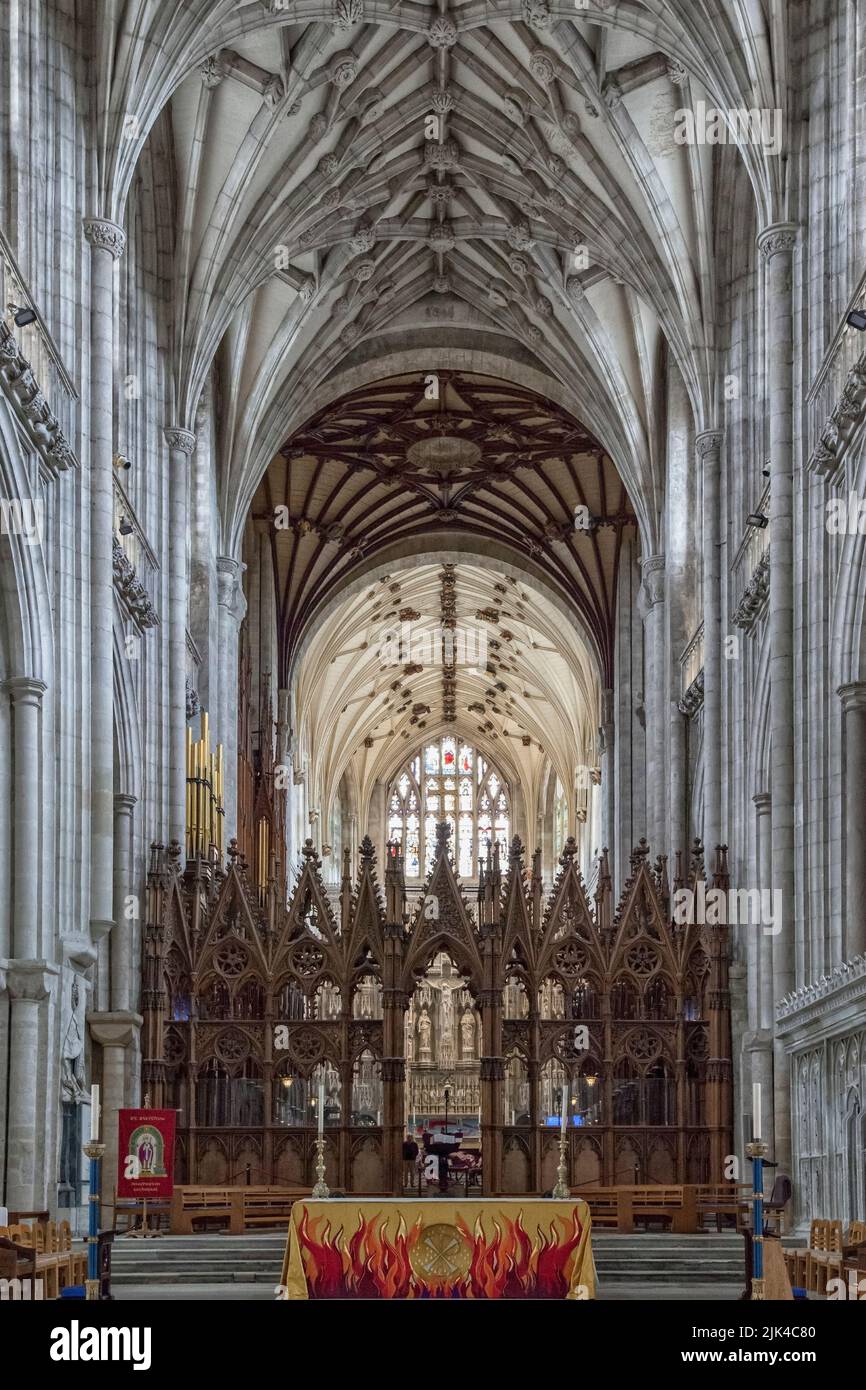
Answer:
825;1219;866;1293
53;1220;86;1289
807;1220;842;1293
6;1220;64;1298
763;1175;792;1235
0;1235;39;1297
784;1218;825;1289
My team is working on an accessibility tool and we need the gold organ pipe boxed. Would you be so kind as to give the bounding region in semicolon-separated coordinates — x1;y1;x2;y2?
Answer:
185;712;227;863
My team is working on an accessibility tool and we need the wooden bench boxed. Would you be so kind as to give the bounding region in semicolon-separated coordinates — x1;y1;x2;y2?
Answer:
694;1183;751;1231
572;1185;697;1233
169;1185;311;1234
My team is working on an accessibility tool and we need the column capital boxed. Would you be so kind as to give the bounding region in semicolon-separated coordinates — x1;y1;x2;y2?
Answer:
90;918;115;943
88;1010;143;1049
1;676;47;705
83;217;126;260
164;426;197;455
752;791;772;814
114;792;138;812
638;553;665;612
5;958;59;1002
216;555;243;580
217;556;248;620
757;222;798;262
695;429;724;457
837;681;866;712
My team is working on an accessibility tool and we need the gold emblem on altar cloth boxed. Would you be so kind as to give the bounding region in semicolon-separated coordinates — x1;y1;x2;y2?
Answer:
409;1223;472;1281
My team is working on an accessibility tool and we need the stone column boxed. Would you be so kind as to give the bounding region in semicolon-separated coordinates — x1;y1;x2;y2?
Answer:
697;430;724;864
88;1013;143;1225
837;683;866;959
165;428;197;849
753;793;774;1031
599;688;615;875
746;792;775;1154
83;218;125;943
669;702;688;870
111;793;136;1013
3;677;46;958
639;555;666;856
758;222;798;1178
217;556;246;844
6;963;57;1209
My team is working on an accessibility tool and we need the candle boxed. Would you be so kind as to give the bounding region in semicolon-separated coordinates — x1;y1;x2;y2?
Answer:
90;1084;100;1141
317;1080;325;1138
561;1085;569;1132
752;1083;762;1140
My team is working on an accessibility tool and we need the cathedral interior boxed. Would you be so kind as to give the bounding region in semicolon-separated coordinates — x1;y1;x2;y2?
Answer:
1;0;866;1314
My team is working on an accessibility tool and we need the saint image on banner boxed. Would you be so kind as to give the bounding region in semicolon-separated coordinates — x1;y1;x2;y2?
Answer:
117;1109;177;1199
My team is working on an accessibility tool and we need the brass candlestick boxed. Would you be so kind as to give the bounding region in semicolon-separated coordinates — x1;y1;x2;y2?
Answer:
551;1123;569;1199
311;1138;330;1198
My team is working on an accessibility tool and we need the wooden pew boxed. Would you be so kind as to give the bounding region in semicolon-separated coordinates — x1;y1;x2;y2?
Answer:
694;1183;751;1231
572;1185;696;1233
169;1185;312;1234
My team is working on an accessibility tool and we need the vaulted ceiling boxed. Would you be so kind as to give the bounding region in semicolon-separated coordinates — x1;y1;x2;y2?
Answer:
292;557;601;830
102;0;789;558
252;370;635;682
99;0;789;830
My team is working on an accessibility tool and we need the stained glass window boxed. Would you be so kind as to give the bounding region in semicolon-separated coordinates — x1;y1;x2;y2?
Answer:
386;737;510;881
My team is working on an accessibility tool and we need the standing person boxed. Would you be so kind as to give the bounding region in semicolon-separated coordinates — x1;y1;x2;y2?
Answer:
402;1133;419;1189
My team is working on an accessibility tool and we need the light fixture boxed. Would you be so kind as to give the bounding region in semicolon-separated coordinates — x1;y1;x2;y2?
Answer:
113;454;132;471
7;302;37;328
119;516;134;536
747;512;769;529
847;309;866;331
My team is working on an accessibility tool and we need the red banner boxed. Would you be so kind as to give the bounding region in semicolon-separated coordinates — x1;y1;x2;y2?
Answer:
116;1109;176;1199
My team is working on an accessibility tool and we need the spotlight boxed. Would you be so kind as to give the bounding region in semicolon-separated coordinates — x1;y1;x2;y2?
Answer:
8;302;37;328
113;454;132;471
847;309;866;331
747;512;769;529
119;516;134;536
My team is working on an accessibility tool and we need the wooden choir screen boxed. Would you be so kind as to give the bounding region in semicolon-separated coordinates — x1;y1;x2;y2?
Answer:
141;828;732;1194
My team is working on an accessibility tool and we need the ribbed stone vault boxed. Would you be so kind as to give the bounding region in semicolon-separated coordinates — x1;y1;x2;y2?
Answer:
92;0;792;558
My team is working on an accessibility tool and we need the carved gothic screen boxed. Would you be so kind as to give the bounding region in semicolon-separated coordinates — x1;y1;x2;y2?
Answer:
387;737;510;879
142;830;731;1194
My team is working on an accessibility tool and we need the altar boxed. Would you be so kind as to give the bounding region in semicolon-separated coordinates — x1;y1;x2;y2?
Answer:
280;1198;594;1300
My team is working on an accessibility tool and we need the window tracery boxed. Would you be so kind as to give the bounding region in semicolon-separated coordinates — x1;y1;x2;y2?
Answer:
387;736;510;878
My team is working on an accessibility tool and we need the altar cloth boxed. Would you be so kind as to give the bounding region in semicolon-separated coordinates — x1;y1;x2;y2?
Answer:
280;1197;594;1300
